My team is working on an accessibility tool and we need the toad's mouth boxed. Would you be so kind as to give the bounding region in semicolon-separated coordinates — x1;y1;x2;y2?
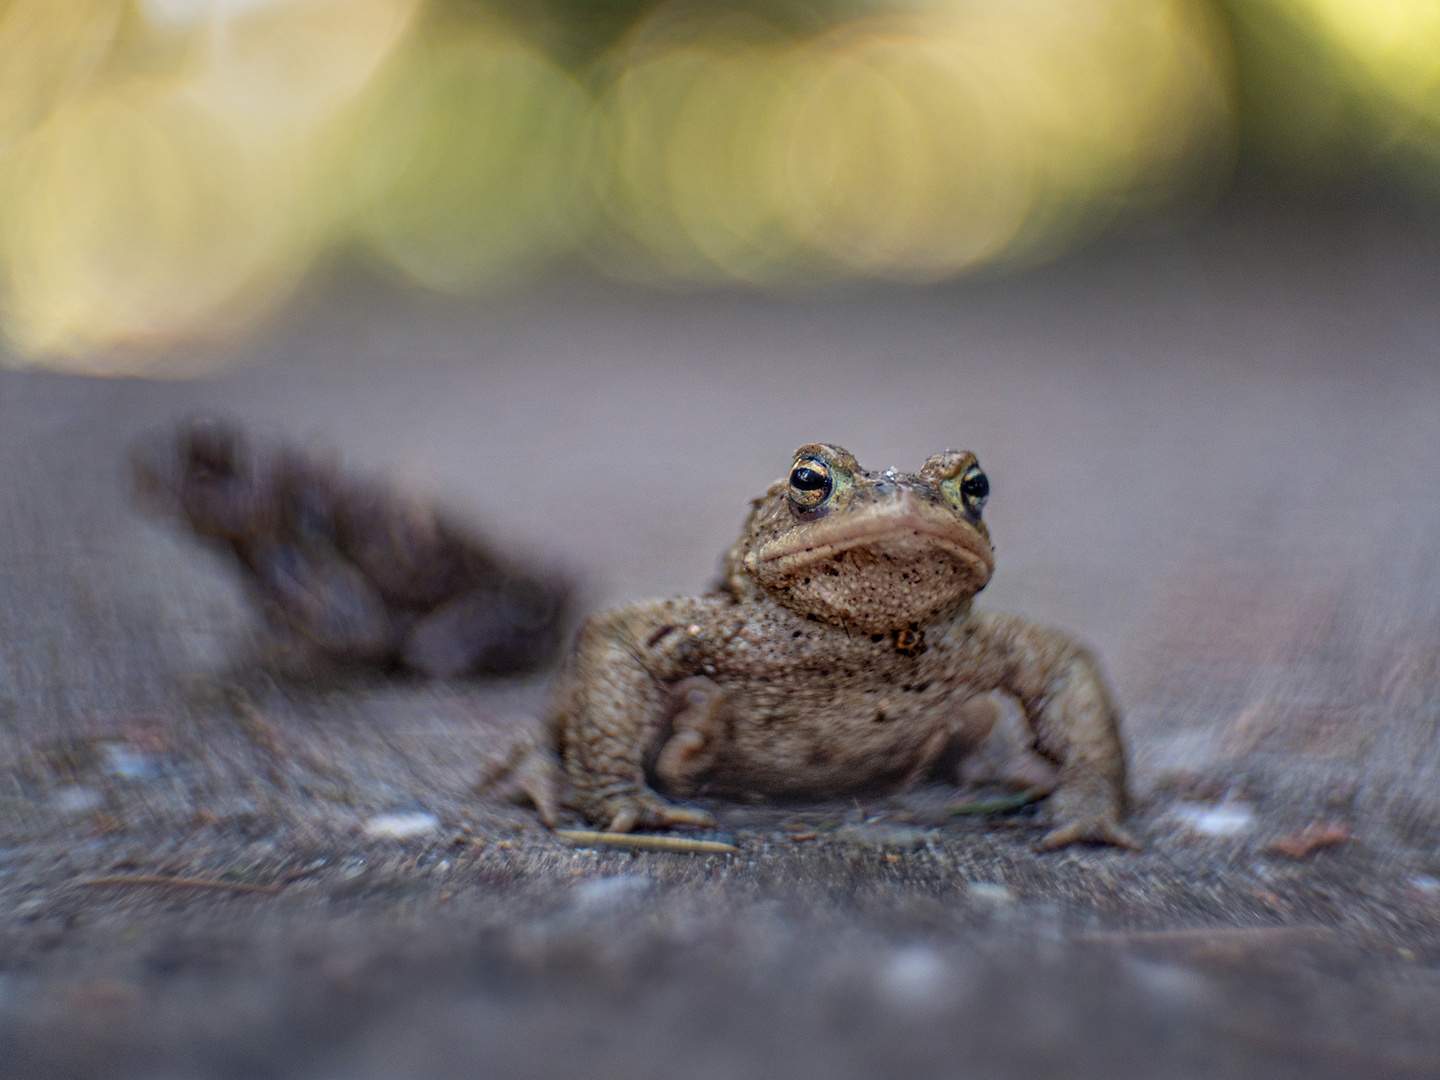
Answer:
758;501;995;579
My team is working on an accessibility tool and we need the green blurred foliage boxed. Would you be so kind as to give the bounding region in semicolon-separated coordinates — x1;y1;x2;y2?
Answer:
1;0;1439;367
348;16;593;292
1222;0;1422;188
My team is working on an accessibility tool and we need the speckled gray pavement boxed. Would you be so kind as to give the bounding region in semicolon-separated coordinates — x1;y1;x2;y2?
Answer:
2;202;1440;1078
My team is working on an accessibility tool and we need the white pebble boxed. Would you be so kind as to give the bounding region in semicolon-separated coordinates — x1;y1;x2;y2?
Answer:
363;812;440;840
100;743;157;780
877;946;963;1015
1173;802;1254;837
572;874;651;911
51;786;103;815
1124;957;1212;1008
967;881;1014;905
1410;875;1440;895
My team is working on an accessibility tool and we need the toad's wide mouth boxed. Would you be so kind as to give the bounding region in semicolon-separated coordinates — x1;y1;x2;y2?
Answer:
757;498;995;579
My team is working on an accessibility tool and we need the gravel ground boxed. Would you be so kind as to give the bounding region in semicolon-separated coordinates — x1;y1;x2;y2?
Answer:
2;201;1440;1078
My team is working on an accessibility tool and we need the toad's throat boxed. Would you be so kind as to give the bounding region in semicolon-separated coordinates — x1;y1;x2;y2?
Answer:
758;508;994;576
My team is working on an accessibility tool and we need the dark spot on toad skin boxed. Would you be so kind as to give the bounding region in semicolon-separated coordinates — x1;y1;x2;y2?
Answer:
893;628;924;657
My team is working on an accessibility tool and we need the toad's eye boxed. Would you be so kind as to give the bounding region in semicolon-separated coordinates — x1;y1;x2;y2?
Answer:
958;465;988;515
788;459;833;511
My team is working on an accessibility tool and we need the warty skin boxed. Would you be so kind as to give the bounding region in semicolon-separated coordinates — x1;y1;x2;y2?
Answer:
489;443;1132;851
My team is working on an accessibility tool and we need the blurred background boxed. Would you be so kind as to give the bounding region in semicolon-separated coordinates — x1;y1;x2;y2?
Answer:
5;6;1440;1076
0;0;1438;369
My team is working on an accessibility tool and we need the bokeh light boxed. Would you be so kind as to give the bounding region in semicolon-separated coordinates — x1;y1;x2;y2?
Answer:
593;0;1234;284
348;22;592;293
0;0;122;155
4;0;1439;368
1224;0;1440;182
3;84;303;362
0;0;418;369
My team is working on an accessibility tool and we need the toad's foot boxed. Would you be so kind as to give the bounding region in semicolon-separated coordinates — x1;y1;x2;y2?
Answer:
650;676;727;797
476;719;568;826
599;791;715;834
1036;816;1138;852
1034;783;1138;852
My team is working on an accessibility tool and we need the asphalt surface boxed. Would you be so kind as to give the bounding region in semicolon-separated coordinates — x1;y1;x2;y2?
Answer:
2;201;1440;1078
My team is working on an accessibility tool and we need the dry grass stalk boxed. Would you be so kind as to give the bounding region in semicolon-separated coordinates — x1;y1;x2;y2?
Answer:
554;829;739;855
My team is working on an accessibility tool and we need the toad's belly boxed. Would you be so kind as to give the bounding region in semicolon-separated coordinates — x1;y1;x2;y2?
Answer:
667;680;987;799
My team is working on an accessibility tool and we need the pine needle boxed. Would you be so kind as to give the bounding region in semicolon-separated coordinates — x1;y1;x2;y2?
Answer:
555;829;738;855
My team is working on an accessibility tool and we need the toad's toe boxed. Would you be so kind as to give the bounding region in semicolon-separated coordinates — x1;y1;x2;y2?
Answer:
1035;815;1139;852
601;793;714;833
476;722;568;826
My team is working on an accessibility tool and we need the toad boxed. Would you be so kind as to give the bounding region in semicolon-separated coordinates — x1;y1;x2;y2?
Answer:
486;443;1132;850
132;418;572;678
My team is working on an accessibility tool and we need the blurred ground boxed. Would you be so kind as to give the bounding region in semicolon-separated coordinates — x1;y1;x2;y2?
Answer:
2;200;1440;1078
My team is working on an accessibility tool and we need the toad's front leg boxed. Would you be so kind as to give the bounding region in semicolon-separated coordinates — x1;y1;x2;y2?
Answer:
555;604;717;833
965;611;1136;851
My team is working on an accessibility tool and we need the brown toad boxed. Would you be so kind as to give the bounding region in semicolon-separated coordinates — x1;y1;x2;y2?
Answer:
132;418;572;679
489;443;1132;850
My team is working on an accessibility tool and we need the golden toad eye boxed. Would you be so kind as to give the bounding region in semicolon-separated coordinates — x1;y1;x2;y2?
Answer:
958;465;988;515
788;459;833;510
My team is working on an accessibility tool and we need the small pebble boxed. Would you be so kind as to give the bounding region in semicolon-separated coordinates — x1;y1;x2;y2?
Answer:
967;882;1014;905
572;874;651;911
1173;802;1254;837
99;743;158;781
363;812;440;840
51;786;103;815
1409;875;1440;897
877;946;952;1010
1123;957;1212;1008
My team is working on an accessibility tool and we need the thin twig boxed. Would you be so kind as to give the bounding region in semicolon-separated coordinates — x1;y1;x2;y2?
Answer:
555;829;739;855
76;874;282;895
